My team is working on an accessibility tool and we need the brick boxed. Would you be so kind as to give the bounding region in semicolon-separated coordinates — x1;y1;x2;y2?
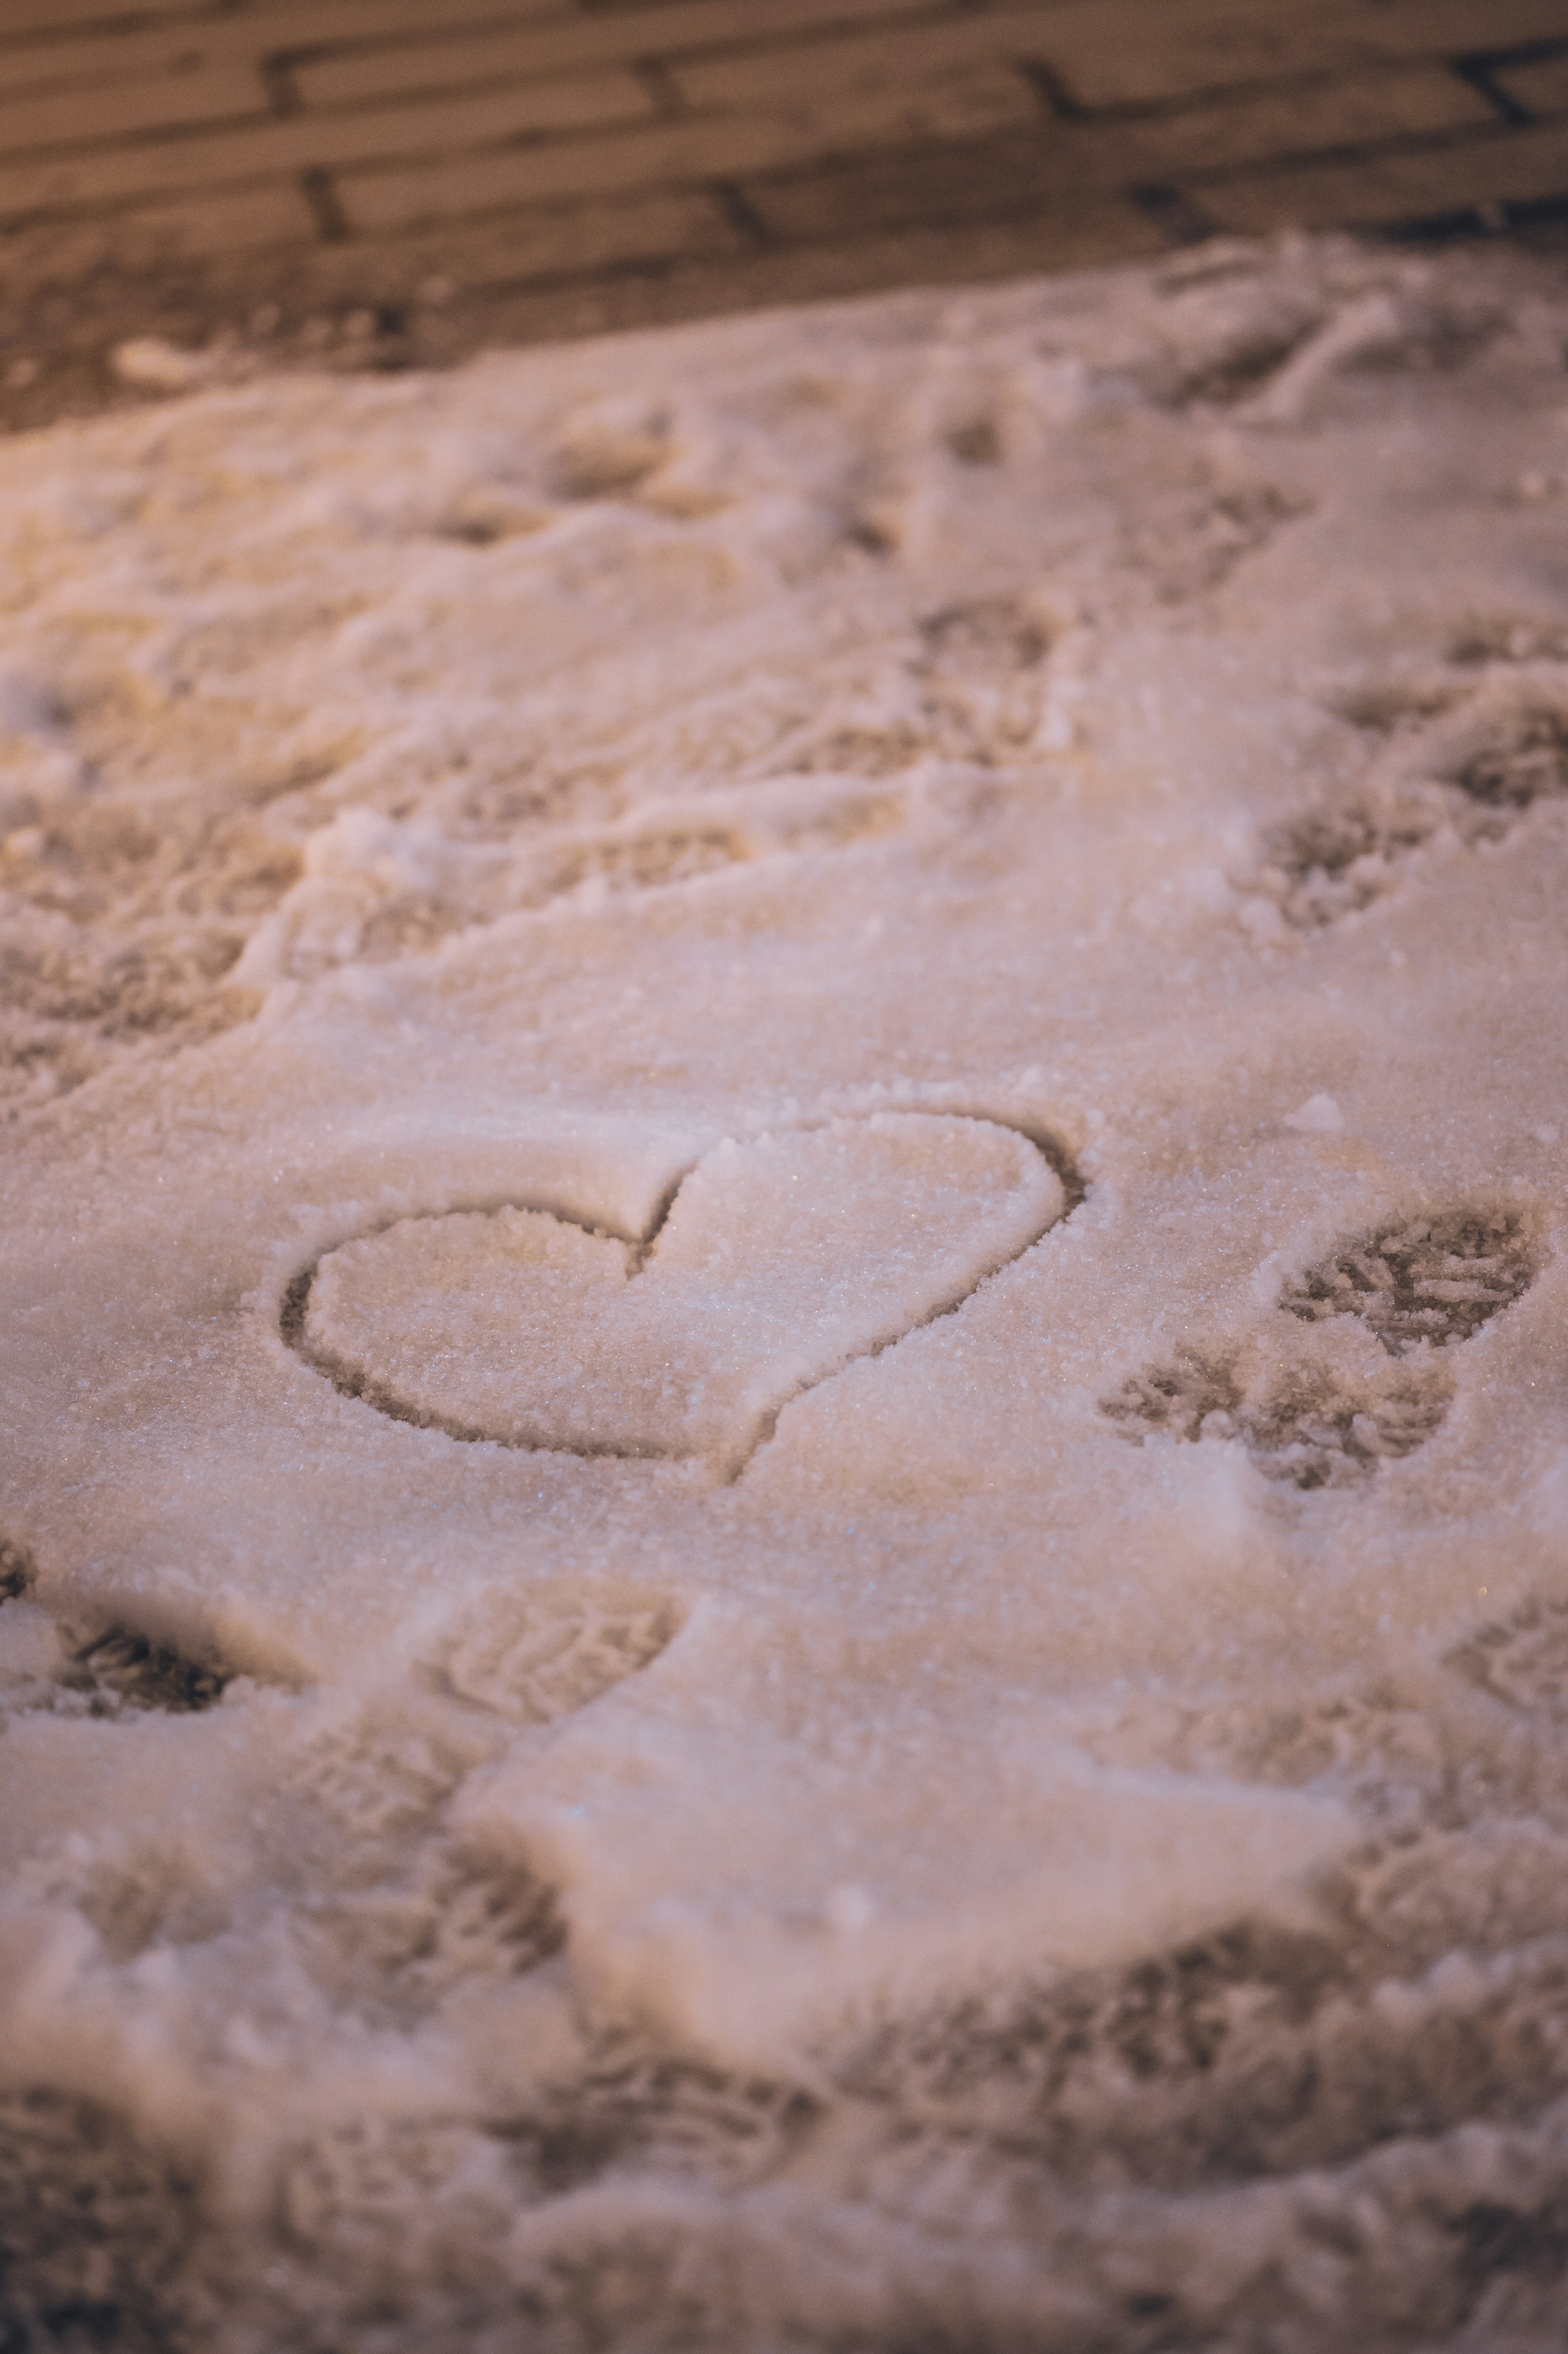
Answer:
1109;62;1500;180
381;183;745;279
1193;122;1568;234
0;2;216;44
749;195;1167;284
336;63;1038;235
667;13;1044;110
1021;0;1568;111
0;6;550;93
1345;0;1568;69
245;0;575;37
296;22;610;116
815;60;1040;150
290;0;967;112
335;123;739;235
0;61;268;157
106;175;321;258
1492;50;1568;120
285;180;745;301
1029;12;1310;108
731;58;1041;156
0;24;252;93
0;176;314;272
740;122;1105;242
0;74;657;225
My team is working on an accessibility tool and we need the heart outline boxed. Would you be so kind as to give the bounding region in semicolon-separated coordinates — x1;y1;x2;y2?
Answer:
280;1111;1080;1479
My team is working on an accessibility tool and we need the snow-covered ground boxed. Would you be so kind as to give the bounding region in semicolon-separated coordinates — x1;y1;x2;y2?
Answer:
2;234;1567;2349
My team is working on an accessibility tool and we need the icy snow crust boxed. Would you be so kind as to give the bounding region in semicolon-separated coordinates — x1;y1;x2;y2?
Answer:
1;235;1567;2348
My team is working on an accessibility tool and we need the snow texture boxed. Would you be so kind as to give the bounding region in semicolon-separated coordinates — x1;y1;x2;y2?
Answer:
1;233;1567;2350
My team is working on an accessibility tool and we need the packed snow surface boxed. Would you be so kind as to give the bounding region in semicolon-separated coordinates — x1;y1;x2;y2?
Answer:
1;234;1567;2350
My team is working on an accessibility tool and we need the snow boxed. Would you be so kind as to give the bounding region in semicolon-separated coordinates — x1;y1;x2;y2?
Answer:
1;233;1567;2347
301;1115;1064;1475
1283;1090;1343;1132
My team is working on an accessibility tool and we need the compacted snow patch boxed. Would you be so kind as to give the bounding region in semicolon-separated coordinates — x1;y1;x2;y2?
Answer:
2;234;1568;2349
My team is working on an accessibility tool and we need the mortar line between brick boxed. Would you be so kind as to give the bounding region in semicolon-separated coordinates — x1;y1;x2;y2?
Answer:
298;163;351;243
708;176;771;249
258;53;303;120
1017;58;1089;122
632;56;685;118
1450;54;1536;127
1461;32;1568;72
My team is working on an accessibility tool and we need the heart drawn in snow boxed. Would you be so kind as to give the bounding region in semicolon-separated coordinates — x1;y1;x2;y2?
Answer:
296;1114;1065;1477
